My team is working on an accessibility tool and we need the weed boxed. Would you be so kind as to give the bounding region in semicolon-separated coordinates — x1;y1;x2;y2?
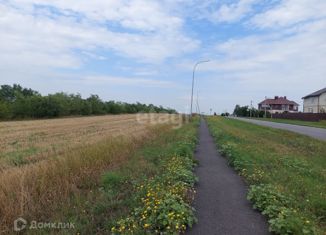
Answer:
207;117;326;234
101;172;127;191
111;120;199;234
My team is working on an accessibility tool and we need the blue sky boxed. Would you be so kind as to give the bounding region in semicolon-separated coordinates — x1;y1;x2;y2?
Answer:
1;0;325;113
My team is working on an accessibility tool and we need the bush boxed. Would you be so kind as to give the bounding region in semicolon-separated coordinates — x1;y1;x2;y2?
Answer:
0;101;11;119
248;184;315;235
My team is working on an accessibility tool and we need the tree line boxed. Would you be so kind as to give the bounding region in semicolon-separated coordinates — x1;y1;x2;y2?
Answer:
0;84;177;120
233;104;271;118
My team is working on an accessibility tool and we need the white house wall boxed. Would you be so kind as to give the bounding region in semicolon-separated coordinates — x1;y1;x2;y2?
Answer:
303;92;326;113
319;92;326;112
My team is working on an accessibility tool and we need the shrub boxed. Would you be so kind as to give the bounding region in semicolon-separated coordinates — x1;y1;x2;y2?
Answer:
247;184;315;235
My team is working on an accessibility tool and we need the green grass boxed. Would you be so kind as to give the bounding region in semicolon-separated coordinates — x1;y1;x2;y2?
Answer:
51;119;199;235
252;117;326;129
207;117;326;235
2;147;39;166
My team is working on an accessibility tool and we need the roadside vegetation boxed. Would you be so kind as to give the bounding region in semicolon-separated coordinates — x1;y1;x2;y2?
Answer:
54;117;199;234
207;117;326;235
233;104;270;118
0;114;188;233
0;84;176;120
252;118;326;129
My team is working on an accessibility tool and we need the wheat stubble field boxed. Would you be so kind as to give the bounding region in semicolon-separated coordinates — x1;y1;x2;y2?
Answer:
0;114;182;233
0;114;171;169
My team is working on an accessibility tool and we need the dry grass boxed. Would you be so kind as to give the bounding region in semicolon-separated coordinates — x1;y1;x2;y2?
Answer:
0;114;184;234
0;114;182;169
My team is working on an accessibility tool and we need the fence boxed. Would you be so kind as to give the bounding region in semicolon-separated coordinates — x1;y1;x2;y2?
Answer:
272;113;326;122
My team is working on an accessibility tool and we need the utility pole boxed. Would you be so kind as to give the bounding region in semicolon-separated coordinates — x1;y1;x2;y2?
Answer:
196;93;200;116
250;100;253;118
190;60;210;118
264;96;267;118
195;91;199;114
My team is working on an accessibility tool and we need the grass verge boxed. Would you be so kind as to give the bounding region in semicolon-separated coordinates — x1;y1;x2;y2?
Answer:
207;117;326;235
47;118;199;235
251;118;326;129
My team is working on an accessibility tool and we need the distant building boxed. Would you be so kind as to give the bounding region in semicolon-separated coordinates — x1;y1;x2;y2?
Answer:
302;87;326;113
258;96;299;114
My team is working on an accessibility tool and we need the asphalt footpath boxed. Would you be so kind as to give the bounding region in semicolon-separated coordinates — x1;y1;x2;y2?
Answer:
187;119;270;235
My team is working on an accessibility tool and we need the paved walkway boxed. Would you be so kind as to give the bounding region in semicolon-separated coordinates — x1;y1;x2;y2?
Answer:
232;117;326;141
187;119;270;235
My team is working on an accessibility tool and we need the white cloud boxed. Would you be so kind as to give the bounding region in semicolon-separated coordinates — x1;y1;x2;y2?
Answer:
213;20;326;73
133;70;158;76
209;0;326;84
0;0;199;72
153;0;259;24
9;0;183;32
82;75;175;88
251;0;326;28
212;0;258;23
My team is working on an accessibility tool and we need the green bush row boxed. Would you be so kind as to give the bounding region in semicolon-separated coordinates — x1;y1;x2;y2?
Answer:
0;84;176;119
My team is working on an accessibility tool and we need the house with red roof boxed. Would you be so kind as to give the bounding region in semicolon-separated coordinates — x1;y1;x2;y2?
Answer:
258;96;299;114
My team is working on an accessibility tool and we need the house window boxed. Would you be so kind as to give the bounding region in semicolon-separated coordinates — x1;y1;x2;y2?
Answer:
308;108;313;113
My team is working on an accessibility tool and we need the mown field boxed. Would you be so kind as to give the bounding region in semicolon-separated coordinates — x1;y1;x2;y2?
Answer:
207;117;326;235
252;118;326;129
0;114;167;169
0;114;194;234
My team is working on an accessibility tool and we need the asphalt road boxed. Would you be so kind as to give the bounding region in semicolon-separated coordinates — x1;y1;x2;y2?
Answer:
232;117;326;141
187;119;270;235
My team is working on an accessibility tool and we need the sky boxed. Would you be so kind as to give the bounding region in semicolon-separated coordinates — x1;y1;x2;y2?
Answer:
0;0;325;114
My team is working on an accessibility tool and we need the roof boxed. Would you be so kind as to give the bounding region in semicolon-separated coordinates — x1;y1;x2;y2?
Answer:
259;97;299;106
302;87;326;99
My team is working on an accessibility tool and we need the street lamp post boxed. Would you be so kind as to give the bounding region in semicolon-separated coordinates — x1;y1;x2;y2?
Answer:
190;60;210;117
